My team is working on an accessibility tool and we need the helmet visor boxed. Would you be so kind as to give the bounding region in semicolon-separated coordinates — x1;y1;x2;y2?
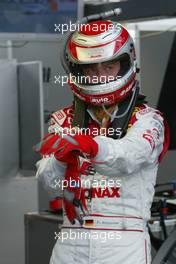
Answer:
70;54;131;85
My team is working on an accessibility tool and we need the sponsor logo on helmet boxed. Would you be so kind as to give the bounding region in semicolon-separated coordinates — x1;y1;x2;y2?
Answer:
91;95;114;104
90;54;102;58
120;83;133;96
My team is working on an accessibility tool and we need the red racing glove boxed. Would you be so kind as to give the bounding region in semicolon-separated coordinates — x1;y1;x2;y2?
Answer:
53;134;98;224
54;134;99;162
36;133;98;161
35;133;98;224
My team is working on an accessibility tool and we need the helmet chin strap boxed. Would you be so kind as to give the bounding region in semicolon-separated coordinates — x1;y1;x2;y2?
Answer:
108;80;141;139
101;83;137;120
115;85;138;119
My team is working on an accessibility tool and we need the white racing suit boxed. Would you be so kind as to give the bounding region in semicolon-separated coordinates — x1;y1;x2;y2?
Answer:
36;104;169;264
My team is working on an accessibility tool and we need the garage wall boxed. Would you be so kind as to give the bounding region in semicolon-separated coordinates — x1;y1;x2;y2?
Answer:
140;31;176;183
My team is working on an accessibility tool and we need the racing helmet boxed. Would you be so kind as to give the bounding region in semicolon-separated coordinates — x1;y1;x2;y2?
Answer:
63;20;138;106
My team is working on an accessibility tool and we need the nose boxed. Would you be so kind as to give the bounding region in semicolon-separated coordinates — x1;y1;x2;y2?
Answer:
94;65;105;77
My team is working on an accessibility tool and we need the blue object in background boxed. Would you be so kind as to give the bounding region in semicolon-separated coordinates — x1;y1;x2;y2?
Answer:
0;0;77;33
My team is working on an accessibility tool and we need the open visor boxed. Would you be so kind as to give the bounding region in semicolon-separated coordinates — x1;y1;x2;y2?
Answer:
69;54;131;85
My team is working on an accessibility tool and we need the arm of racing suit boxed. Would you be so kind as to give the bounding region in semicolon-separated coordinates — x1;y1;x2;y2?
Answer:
94;107;165;176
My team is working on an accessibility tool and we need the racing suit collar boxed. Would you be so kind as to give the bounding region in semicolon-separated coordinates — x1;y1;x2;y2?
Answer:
87;105;119;126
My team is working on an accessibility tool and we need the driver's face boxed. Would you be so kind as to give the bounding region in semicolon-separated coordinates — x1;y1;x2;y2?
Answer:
82;60;120;84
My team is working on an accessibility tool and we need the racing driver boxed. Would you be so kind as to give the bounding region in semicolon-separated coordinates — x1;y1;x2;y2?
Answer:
36;17;170;264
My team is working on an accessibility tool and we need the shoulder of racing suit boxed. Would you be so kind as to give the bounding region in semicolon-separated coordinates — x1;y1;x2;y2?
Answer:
48;104;147;133
128;103;170;162
48;103;170;164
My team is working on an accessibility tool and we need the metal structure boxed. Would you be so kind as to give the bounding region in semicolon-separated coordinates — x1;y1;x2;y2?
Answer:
84;0;176;22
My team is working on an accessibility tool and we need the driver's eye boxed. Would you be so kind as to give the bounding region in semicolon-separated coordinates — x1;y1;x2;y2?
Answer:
106;66;113;70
